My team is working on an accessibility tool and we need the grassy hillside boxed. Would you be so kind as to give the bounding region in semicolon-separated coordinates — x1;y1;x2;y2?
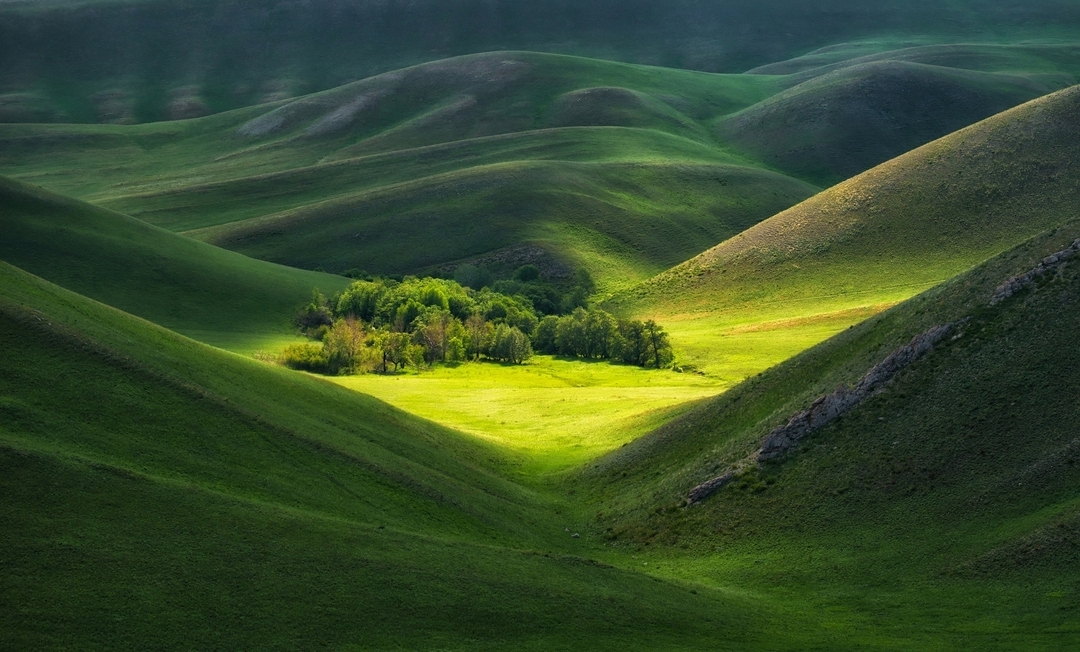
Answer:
574;222;1080;648
750;41;1080;80
0;52;821;291
3;0;1078;123
7;49;1080;291
612;83;1080;372
2;261;813;650
5;217;1080;649
722;60;1063;186
0;174;349;352
193;160;813;290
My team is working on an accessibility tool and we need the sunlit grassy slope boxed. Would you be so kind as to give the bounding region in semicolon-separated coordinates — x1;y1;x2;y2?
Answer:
573;223;1080;649
0;174;348;352
611;83;1080;372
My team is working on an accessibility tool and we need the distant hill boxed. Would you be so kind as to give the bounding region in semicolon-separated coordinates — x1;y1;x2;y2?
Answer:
611;83;1080;371
0;52;818;292
721;59;1063;185
8;49;1080;293
2;0;1079;123
0;174;348;351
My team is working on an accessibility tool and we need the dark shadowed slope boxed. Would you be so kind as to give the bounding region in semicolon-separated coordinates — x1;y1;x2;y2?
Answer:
722;59;1061;185
3;0;1079;123
0;175;348;351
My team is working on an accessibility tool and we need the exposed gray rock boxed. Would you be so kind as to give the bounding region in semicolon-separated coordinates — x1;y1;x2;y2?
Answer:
686;471;736;505
685;323;955;504
990;238;1080;305
758;323;954;462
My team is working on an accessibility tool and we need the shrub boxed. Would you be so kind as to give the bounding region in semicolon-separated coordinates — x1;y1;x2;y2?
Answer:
488;324;533;364
279;343;329;373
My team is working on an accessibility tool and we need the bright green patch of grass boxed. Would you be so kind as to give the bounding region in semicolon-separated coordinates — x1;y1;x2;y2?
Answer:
332;357;723;476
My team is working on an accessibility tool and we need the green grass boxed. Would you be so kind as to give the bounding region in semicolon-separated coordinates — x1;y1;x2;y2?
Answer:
572;222;1080;648
612;83;1080;373
4;30;1080;649
195;159;815;293
0;52;818;291
6;48;1079;293
723;59;1066;186
0;174;349;351
754;41;1080;81
0;261;807;650
7;212;1080;649
332;357;723;476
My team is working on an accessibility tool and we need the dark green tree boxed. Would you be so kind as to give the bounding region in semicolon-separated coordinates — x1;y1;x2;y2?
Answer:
643;320;674;368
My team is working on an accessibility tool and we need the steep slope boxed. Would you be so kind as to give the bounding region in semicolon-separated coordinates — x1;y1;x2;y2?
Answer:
578;223;1080;648
0;175;349;351
612;83;1080;372
3;0;1078;123
722;60;1060;185
0;262;793;650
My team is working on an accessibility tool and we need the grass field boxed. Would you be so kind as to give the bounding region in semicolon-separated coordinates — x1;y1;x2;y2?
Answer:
333;358;723;476
4;24;1080;648
5;217;1080;648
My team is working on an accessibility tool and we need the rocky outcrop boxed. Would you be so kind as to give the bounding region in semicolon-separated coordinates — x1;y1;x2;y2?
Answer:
686;472;736;505
686;322;955;504
990;238;1080;305
758;323;954;461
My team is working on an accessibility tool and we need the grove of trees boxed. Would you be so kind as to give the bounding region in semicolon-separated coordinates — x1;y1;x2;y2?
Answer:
282;270;672;375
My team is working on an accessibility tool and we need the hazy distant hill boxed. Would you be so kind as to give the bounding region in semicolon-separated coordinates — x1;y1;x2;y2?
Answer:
2;0;1079;123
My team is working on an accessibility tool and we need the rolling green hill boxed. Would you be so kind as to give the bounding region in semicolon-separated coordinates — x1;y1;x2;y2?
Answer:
5;185;1080;650
577;222;1080;648
2;0;1079;123
749;41;1080;81
1;261;802;650
612;83;1080;373
192;160;814;290
6;48;1078;294
0;174;349;352
0;52;821;291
